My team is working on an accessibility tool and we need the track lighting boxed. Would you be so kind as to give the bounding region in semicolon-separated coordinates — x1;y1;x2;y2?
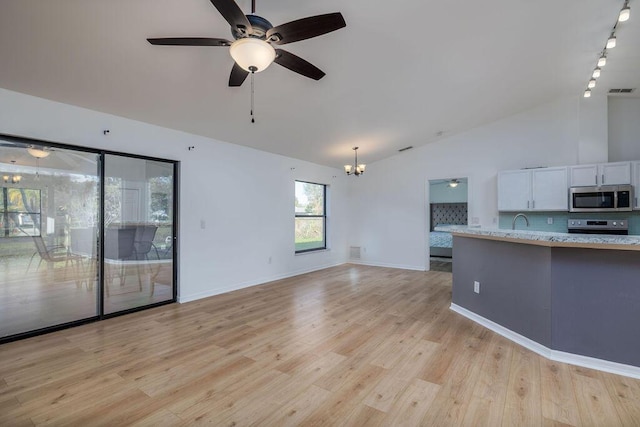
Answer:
583;2;631;99
619;1;631;22
597;54;607;67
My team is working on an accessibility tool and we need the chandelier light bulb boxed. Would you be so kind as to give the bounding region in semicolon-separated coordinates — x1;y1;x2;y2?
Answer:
606;34;617;49
592;67;601;78
588;79;596;89
597;55;607;67
619;2;631;22
584;88;592;98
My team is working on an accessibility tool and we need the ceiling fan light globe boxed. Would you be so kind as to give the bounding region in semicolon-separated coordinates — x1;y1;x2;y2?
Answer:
27;147;51;158
229;38;276;72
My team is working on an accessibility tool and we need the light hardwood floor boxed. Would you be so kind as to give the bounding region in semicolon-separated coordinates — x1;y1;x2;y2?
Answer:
1;264;639;426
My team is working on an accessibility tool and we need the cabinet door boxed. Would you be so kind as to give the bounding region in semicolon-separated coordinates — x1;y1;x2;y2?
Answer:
532;167;568;210
498;170;531;211
569;164;597;186
633;162;640;209
600;162;631;185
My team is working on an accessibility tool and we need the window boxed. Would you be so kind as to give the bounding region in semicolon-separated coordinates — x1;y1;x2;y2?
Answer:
295;181;326;253
1;187;41;237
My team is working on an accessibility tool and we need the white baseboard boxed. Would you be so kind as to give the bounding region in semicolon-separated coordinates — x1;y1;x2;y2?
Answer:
178;262;346;303
450;303;640;380
349;260;426;271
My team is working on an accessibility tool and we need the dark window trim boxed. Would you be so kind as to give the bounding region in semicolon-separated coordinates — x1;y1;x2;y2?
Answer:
295;180;327;254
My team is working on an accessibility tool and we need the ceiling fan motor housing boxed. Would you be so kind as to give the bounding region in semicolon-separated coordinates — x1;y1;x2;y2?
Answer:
233;14;273;40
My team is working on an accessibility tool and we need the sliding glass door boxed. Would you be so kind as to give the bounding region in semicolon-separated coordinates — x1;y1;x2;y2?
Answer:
0;138;100;338
103;154;175;315
0;135;176;341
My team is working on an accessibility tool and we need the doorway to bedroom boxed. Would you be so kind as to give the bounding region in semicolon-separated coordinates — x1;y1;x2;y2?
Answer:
428;178;468;272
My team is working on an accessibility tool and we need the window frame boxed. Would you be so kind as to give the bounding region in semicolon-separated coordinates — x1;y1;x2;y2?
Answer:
294;180;327;254
1;187;42;237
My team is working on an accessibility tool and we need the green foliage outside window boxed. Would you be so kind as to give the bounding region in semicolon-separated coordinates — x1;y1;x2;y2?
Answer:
295;181;326;252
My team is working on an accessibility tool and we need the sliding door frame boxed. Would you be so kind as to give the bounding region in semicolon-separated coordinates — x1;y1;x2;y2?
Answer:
0;133;179;343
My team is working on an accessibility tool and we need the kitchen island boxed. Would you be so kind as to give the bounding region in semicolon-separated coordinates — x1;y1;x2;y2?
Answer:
436;225;640;378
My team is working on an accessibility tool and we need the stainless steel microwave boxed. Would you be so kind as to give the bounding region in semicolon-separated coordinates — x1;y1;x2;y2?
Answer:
569;185;633;212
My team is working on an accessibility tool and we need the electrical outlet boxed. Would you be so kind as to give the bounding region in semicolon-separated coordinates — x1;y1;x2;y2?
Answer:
474;281;480;294
547;217;553;225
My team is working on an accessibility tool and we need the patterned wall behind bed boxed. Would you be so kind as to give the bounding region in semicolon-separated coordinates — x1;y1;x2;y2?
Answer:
430;203;468;231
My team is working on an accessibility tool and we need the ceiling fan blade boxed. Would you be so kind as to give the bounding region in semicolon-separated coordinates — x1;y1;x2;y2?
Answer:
147;37;232;47
209;0;252;34
229;62;249;87
274;49;325;81
267;13;346;45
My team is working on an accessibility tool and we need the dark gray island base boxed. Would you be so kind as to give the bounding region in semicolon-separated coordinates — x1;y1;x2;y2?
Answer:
451;232;640;378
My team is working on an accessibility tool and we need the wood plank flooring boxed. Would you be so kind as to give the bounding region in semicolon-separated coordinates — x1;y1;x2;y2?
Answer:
1;264;639;426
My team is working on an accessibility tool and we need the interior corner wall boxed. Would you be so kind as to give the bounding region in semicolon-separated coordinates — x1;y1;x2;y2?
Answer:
608;97;640;162
0;88;350;302
348;96;582;271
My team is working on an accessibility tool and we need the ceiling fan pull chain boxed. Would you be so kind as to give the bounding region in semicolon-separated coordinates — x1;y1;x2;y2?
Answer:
250;71;255;123
251;0;256;14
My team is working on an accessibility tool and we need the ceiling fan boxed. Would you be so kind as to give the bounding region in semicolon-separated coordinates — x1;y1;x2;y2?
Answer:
147;0;346;87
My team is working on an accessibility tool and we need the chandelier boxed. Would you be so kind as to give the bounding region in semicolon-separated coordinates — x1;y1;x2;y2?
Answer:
344;147;366;176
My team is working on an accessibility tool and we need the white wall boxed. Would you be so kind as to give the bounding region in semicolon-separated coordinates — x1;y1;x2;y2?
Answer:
0;88;349;302
429;181;468;204
348;96;585;270
578;94;608;164
608;97;640;162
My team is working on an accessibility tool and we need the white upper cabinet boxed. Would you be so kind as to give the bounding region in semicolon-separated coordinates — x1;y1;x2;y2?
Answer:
498;167;568;211
633;161;640;209
569;162;631;186
498;170;531;211
600;162;631;185
531;167;568;211
569;164;598;186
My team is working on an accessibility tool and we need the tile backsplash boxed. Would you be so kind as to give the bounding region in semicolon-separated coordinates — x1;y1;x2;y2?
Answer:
498;211;640;235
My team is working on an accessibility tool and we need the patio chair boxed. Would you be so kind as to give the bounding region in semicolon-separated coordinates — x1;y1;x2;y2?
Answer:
132;224;159;260
104;226;141;295
27;236;83;283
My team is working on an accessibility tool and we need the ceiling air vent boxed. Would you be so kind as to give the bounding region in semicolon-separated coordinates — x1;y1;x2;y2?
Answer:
398;146;413;152
609;88;635;94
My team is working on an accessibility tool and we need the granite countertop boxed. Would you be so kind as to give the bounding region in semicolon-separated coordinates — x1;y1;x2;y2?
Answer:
434;225;640;251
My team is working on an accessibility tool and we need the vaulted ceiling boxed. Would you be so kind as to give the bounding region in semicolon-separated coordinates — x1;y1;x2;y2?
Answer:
1;0;638;168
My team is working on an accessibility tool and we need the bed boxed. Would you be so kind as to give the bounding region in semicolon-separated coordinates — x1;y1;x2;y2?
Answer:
429;203;468;258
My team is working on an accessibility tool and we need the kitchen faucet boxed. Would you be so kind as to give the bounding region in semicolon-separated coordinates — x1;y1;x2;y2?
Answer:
512;213;530;230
